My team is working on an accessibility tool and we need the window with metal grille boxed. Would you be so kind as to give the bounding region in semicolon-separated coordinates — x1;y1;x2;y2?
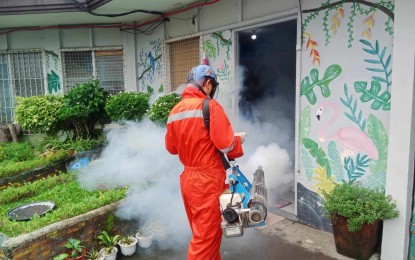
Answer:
62;49;125;95
168;37;200;91
0;51;45;124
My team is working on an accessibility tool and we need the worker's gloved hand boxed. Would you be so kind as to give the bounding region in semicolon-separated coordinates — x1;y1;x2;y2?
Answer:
235;132;247;144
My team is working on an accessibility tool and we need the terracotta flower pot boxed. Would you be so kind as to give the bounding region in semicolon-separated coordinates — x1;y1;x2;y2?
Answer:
66;248;87;260
331;214;381;260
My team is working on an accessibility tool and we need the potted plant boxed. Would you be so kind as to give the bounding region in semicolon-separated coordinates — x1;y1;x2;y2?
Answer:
53;238;87;260
85;248;105;260
118;235;138;256
322;183;399;260
135;224;154;249
97;231;120;260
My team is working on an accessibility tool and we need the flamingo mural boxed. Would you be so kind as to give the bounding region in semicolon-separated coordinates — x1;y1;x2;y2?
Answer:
316;101;379;160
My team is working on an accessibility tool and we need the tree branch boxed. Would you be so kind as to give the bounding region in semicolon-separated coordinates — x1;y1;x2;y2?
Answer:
302;0;394;21
138;54;162;80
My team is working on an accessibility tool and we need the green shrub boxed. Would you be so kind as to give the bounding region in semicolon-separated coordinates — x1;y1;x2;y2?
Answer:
0;173;126;237
41;135;105;153
15;95;63;133
59;80;109;138
147;93;181;126
105;92;150;122
0;142;35;162
322;182;399;232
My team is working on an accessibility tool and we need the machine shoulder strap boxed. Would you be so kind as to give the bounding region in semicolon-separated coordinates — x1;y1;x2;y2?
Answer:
202;98;231;170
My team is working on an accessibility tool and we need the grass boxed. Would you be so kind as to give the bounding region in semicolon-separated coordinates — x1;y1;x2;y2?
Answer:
0;150;72;179
0;172;126;237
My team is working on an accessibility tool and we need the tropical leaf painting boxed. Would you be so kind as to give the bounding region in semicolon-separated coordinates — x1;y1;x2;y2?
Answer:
360;39;392;89
360;172;386;189
300;106;311;140
147;85;154;95
302;138;331;178
367;114;388;174
47;70;60;94
312;165;335;196
203;40;217;59
327;141;343;183
158;84;164;93
354;81;391;111
300;64;342;105
344;153;370;183
340;84;366;131
300;146;314;181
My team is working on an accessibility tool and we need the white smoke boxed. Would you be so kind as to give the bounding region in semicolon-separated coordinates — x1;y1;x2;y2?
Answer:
78;120;190;249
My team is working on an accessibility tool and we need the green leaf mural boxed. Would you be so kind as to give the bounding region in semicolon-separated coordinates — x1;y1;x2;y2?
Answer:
300;64;342;105
354;81;391;111
300;146;314;181
344;153;370;183
328;141;344;183
302;138;331;178
360;39;392;89
367;114;388;174
203;40;217;59
147;85;154;95
158;84;164;93
300;106;311;140
361;172;386;189
47;70;60;94
340;84;366;131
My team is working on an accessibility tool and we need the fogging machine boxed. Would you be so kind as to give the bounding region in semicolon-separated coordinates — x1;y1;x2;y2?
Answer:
219;164;268;238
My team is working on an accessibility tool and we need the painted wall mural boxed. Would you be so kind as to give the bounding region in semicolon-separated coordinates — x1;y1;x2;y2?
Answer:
45;50;61;95
203;30;234;115
298;0;394;231
137;37;164;95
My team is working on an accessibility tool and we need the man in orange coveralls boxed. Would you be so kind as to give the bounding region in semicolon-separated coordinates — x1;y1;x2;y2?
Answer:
165;64;246;260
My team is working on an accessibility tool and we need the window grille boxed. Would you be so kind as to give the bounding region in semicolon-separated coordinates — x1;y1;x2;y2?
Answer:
168;37;200;91
0;50;45;124
62;49;125;95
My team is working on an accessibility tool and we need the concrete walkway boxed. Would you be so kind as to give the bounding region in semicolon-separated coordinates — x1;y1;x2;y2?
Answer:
118;212;377;260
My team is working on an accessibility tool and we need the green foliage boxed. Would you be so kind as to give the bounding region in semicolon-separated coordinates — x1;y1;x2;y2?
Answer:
300;106;311;140
328;141;344;183
0;149;71;178
0;173;126;237
322;182;399;232
59;79;109;138
302;138;331;178
203;40;217;59
119;235;136;246
85;248;103;260
300;64;342;105
354;81;391;111
97;231;120;254
105;92;150;122
360;39;392;88
65;238;84;258
147;93;181;126
0;142;35;162
347;2;356;47
15;95;63;133
367;114;388;174
47;70;61;94
343;153;370;183
300;146;313;182
340;84;366;131
41;135;105;153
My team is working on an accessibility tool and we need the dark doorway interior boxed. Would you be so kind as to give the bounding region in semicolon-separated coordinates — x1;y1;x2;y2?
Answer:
238;20;297;214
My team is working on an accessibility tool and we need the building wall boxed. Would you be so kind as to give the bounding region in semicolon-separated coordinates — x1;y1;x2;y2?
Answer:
297;0;395;231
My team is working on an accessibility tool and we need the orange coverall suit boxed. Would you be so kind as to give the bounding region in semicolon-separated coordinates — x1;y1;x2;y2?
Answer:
165;86;244;260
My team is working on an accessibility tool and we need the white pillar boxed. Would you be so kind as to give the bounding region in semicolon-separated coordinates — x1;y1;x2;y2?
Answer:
381;0;415;259
122;29;138;92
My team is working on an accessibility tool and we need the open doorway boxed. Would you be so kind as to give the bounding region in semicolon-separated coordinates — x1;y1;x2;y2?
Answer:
237;20;297;215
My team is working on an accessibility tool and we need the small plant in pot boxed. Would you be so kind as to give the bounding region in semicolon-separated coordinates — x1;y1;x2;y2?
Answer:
135;224;154;249
322;182;399;260
85;248;105;260
118;235;138;256
97;231;120;260
53;238;86;260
